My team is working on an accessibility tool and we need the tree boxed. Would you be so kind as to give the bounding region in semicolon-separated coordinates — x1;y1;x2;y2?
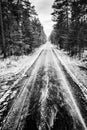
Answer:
51;0;87;58
0;0;6;58
0;0;46;57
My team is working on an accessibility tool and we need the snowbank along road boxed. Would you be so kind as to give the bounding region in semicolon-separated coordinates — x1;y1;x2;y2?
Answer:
0;43;87;130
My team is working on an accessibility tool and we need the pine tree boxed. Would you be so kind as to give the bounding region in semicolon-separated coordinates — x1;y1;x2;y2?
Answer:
0;0;46;57
51;0;87;58
0;0;6;58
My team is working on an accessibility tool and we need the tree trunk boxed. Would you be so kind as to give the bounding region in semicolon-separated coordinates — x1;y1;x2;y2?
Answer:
66;0;69;31
0;1;6;58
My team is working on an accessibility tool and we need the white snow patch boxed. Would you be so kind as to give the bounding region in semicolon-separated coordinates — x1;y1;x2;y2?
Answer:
54;49;87;99
0;44;46;77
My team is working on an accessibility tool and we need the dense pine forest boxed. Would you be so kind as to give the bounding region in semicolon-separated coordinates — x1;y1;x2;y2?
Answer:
50;0;87;58
0;0;47;58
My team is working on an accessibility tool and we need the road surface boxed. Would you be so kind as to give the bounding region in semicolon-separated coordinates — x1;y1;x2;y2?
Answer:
0;43;87;130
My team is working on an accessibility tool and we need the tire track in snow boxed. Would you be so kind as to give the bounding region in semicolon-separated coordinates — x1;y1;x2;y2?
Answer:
1;50;46;130
0;43;87;130
52;48;87;130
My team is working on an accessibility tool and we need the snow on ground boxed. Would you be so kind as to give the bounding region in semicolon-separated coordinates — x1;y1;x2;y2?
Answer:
56;49;87;87
0;42;87;91
0;44;47;104
0;44;45;80
0;42;54;79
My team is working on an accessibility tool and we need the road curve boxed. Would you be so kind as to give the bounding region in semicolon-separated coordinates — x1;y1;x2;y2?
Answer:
0;43;87;130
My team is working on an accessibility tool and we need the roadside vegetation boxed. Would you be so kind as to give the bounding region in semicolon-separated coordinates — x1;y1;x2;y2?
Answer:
50;0;87;59
0;0;47;58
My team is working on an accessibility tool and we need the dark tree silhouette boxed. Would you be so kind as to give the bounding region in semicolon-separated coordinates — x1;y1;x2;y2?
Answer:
0;0;47;58
50;0;87;58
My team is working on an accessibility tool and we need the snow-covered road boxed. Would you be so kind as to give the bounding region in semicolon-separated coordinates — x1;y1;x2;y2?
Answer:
0;43;87;130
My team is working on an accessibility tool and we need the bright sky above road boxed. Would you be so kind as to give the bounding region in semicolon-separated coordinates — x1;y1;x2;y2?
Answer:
30;0;54;37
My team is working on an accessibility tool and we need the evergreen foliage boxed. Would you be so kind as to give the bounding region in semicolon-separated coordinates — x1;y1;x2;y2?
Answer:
0;0;46;58
50;0;87;58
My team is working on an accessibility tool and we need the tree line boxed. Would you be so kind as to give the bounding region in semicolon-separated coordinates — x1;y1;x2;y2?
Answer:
50;0;87;58
0;0;47;58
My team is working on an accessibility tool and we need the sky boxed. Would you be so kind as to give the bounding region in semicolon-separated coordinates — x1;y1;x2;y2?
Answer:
30;0;54;37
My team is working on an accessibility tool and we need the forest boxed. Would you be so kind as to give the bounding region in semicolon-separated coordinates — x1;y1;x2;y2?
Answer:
50;0;87;58
0;0;47;58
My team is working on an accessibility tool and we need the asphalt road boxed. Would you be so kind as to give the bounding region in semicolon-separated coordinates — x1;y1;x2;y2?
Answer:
0;43;87;130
